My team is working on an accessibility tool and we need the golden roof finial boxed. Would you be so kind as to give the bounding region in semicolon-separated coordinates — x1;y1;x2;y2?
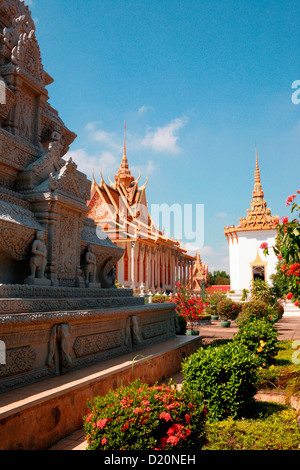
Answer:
123;121;127;159
114;122;135;189
255;144;261;184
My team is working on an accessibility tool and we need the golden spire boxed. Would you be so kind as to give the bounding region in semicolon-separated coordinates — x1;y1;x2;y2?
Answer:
224;146;278;236
255;145;261;184
114;122;135;189
123;121;127;159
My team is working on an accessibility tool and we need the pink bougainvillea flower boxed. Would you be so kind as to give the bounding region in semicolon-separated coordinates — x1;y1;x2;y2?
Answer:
286;292;294;300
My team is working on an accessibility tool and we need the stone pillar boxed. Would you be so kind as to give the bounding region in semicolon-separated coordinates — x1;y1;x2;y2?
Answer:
151;247;155;292
190;260;194;291
171;252;175;291
157;249;161;292
131;241;136;291
162;249;166;291
139;244;144;288
145;247;149;293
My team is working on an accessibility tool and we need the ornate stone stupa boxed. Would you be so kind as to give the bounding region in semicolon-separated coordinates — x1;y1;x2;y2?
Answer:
0;0;178;393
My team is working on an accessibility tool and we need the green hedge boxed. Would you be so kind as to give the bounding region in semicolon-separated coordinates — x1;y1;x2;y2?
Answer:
181;342;261;422
233;317;280;366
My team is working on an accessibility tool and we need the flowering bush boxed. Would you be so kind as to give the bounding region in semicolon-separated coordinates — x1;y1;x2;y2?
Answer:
236;300;269;327
261;191;300;307
233;317;279;366
170;283;205;329
151;295;169;303
205;291;227;316
182;342;261;421
216;298;242;321
83;379;207;450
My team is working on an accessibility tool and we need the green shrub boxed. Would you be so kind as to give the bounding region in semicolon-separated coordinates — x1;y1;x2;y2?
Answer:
236;299;269;327
177;314;187;335
216;298;242;321
205;291;227;316
251;279;273;304
233;317;280;366
84;379;207;450
152;295;169;303
181;342;261;422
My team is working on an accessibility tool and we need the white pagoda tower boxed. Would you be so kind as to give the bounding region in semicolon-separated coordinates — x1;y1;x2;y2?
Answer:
224;148;278;293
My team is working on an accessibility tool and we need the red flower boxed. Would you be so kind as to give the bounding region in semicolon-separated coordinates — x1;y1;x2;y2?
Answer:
286;194;297;206
277;254;283;260
166;435;179;446
287;292;293;300
159;412;172;422
167;423;185;435
295;301;299;307
282;217;289;225
101;437;107;445
185;414;191;424
97;418;108;429
121;422;130;432
260;242;268;250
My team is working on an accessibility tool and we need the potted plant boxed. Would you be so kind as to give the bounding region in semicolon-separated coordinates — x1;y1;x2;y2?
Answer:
216;298;241;327
205;291;227;321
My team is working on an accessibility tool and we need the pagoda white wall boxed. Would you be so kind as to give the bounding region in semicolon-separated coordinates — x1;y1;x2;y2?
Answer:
229;230;278;293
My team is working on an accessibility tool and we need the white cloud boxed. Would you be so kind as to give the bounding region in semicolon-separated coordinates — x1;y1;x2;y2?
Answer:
216;212;228;218
66;148;118;179
142;117;188;154
85;122;122;151
138;105;154;116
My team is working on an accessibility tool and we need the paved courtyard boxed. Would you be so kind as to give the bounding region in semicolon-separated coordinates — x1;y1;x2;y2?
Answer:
49;315;300;451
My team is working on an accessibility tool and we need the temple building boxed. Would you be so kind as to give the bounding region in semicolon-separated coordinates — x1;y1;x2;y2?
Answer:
224;148;278;293
87;125;196;293
190;252;209;291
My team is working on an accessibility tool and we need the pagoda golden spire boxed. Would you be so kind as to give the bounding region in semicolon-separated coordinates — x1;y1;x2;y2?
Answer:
114;122;135;189
224;146;278;237
255;145;261;184
123;121;127;159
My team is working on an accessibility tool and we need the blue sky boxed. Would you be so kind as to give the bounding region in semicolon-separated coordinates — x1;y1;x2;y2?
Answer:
28;0;300;272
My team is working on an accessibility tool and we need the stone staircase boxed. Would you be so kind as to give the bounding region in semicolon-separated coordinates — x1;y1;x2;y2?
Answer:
283;300;300;317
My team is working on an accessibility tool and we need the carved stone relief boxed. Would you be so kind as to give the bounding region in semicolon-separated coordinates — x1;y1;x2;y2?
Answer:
0;346;36;378
46;324;72;374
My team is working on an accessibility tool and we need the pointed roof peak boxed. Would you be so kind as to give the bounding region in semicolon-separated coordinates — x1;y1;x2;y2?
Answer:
114;122;135;189
123;121;127;159
255;145;261;184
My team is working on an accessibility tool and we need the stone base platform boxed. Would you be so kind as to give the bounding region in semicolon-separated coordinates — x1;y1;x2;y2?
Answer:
0;335;202;450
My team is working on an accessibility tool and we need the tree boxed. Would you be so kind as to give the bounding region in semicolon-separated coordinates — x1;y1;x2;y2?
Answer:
208;271;230;286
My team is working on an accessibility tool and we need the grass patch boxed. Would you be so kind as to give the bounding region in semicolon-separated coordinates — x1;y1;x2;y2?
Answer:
256;341;299;391
203;402;300;450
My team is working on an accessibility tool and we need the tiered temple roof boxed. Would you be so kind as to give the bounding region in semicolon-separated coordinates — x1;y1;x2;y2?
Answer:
224;148;278;241
88;124;194;261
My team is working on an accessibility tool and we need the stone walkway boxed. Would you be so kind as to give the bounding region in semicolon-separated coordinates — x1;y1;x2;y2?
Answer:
49;315;300;451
